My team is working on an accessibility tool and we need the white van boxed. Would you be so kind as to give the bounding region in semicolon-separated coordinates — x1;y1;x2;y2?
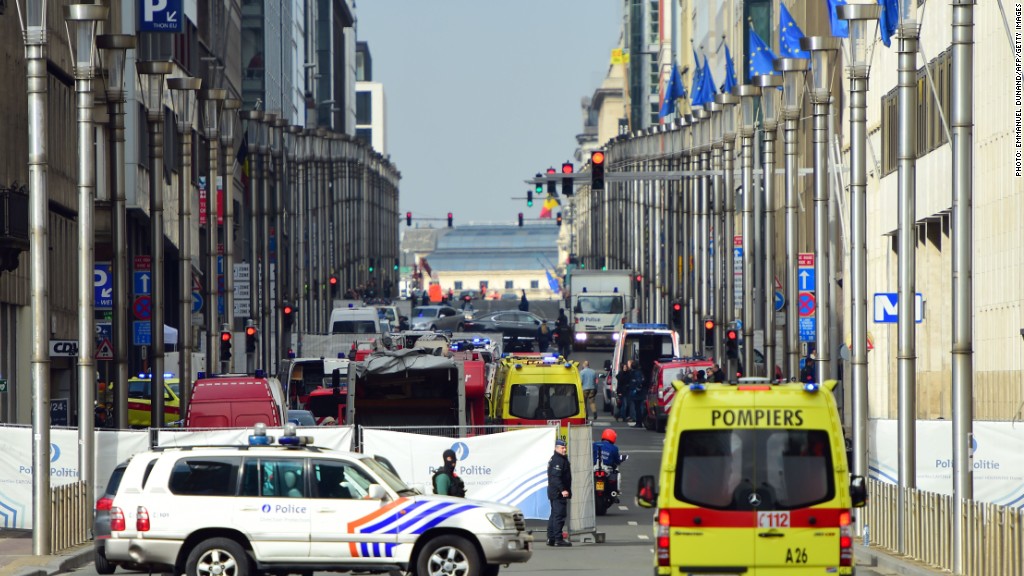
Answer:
328;306;383;335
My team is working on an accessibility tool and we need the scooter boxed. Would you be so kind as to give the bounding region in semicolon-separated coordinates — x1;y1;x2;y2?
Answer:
594;453;628;516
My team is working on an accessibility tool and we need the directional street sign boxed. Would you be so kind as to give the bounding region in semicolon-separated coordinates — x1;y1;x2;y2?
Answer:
873;292;925;323
138;0;182;33
774;291;785;312
798;267;816;292
192;291;204;314
133;271;152;295
133;321;152;346
94;262;113;309
799;317;816;342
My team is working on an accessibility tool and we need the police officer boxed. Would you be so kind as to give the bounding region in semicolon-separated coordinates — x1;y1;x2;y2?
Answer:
432;449;467;497
546;439;573;547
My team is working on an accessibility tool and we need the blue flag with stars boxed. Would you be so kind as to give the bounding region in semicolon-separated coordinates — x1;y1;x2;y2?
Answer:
780;3;810;59
748;27;779;80
690;47;704;105
694;55;717;107
659;62;687;119
879;0;899;47
722;43;738;93
827;0;849;38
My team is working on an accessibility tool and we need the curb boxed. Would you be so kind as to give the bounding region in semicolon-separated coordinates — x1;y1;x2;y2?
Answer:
854;543;949;576
7;546;92;576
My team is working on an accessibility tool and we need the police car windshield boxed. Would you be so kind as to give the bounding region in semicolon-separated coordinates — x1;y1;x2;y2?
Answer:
508;383;579;420
674;429;834;511
574;295;623;314
360;456;417;495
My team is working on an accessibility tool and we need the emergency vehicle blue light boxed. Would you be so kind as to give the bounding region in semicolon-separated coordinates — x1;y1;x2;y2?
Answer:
248;423;271;445
348;303;355;308
564;362;572;369
514;363;523;370
135;372;176;379
197;372;206;379
613;287;619;293
623;323;669;330
689;383;707;392
582;287;587;293
288;350;296;359
803;382;820;393
542;356;559;364
255;369;266;378
338;352;346;358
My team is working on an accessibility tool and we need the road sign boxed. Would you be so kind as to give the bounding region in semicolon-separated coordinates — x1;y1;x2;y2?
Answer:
798;267;816;292
133;321;151;346
774;291;785;312
0;379;7;393
96;339;114;361
192;291;203;314
133;295;152;321
50;398;69;426
234;262;250;282
134;255;151;271
873;292;925;323
138;0;182;33
133;271;152;295
734;235;743;309
96;322;113;360
799;317;816;342
94;262;113;309
49;340;78;357
798;292;816;317
798;252;815;267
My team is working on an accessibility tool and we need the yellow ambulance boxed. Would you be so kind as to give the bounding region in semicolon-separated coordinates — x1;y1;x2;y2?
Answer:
488;353;585;437
636;378;867;575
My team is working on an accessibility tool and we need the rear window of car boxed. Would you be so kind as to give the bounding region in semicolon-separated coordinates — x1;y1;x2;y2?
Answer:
412;307;439;318
168;457;241;496
332;320;378;334
105;465;127;496
674;429;834;511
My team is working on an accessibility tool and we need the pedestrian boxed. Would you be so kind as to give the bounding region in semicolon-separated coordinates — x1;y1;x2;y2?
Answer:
579;360;597;420
537;320;552;352
431;449;467;497
710;364;726;383
614;362;632;422
546;438;572;547
555;310;572;359
518;290;529;312
629;360;647;427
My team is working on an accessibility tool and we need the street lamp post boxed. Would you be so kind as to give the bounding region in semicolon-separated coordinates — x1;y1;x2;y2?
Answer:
239;109;263;371
199;89;227;373
136;60;173;428
97;33;136;430
65;0;107;536
677;116;694;349
755;73;783;381
284;125;302;353
735;84;761;375
716;93;739;374
167;76;201;415
837;3;881;539
221;98;241;338
296;129;310;338
692;108;710;346
272;116;287;372
316;129;329;333
16;0;51;551
799;36;841;385
260;113;278;367
775;57;809;379
708;101;724;364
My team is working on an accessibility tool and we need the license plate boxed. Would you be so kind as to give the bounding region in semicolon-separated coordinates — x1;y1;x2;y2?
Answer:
595;481;605;490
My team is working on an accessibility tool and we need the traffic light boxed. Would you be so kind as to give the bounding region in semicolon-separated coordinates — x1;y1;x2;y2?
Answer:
635;273;643;292
703;319;715;350
561;162;574;196
406;211;412;226
518;212;524;227
671;301;683;329
534;173;543;196
282;304;295;331
219;330;232;362
245;325;257;354
393;257;399;271
329;275;338;297
556;212;562;227
591;150;606;190
546;167;557;195
725;328;739;359
447;212;453;227
599;257;607;271
368;259;375;273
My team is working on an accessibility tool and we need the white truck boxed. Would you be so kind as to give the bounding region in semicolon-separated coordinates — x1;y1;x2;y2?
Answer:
567;269;635;349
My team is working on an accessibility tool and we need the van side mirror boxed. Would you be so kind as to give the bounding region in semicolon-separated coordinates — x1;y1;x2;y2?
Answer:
603;359;612;370
850;475;867;508
636;475;657;508
367;484;387;500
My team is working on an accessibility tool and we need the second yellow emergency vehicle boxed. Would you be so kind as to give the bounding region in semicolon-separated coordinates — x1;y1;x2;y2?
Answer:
488;354;585;436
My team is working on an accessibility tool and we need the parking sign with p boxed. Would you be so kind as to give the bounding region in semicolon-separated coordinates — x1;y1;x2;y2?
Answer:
139;0;182;33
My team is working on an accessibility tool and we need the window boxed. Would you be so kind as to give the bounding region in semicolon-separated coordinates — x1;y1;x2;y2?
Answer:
530;280;539;289
574;295;624;314
168;457;241;496
505;280;514;289
312;460;377;499
508;384;579;420
454;281;463;290
332;320;379;334
674;429;834;510
356;92;372;125
880;47;952;177
240;458;306;498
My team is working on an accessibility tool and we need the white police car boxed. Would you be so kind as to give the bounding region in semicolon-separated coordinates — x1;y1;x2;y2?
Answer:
103;424;532;576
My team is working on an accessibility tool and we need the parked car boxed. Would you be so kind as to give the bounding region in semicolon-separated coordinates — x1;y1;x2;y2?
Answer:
285;409;317;427
462;310;556;340
94;461;129;574
409;305;465;331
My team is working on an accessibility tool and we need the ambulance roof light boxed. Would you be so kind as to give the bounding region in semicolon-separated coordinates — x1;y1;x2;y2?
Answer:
542;356;559;364
514;363;523;370
613;287;619;293
689;383;706;392
255;369;266;378
248;423;272;446
803;382;820;393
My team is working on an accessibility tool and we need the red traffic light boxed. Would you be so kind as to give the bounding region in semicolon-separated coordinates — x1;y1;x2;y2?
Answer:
220;331;232;342
635;274;643;282
405;211;412;226
591;150;605;165
283;305;294;315
704;319;715;330
672;302;682;312
329;275;338;286
245;326;257;337
727;329;738;340
561;162;573;174
546;167;556;174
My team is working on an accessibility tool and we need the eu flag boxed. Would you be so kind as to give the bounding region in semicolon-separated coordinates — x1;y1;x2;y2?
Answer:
722;43;738;94
694;56;717;107
879;0;899;47
780;3;810;59
827;0;850;38
748;27;779;80
690;47;704;106
660;62;687;119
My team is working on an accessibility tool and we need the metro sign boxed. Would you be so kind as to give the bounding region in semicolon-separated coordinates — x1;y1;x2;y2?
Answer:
138;0;182;33
873;292;924;324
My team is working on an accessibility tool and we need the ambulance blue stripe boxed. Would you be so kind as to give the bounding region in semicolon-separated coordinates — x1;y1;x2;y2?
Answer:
359;500;431;533
408;504;479;534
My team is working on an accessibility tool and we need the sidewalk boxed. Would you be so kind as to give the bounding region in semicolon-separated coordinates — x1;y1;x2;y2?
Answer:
0;531;949;576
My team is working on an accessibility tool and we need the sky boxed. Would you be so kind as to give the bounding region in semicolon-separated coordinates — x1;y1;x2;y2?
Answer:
354;1;623;225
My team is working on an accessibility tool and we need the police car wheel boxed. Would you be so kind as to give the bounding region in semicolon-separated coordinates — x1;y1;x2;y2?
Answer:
94;547;116;574
416;534;480;576
186;537;251;576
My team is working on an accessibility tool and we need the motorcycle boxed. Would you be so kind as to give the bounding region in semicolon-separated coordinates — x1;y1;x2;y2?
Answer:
594;453;628;516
